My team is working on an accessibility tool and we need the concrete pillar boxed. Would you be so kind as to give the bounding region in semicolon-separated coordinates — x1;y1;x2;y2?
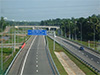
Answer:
49;27;51;31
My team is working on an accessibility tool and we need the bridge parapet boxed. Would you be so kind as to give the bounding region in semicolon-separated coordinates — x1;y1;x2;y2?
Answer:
15;25;60;30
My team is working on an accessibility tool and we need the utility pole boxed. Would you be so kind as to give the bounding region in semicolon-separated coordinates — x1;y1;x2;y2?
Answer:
75;21;77;40
81;23;82;44
53;31;55;50
1;19;3;75
12;19;14;56
14;29;16;52
94;25;95;49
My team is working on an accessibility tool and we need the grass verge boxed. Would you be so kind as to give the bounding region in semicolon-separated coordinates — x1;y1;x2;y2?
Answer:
47;36;98;75
47;37;67;75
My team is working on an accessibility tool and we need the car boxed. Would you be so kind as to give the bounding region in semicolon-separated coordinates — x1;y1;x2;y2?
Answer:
79;46;84;50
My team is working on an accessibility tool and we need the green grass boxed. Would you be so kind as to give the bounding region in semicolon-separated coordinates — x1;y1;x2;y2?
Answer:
71;39;100;52
47;36;98;75
0;48;19;74
47;37;68;75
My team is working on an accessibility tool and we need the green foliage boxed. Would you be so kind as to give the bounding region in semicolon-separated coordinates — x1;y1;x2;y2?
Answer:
40;14;100;41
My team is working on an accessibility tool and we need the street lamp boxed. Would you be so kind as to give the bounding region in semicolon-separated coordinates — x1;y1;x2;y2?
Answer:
24;20;26;42
69;21;72;39
78;22;82;44
80;23;82;44
88;21;95;49
1;17;4;74
12;19;14;56
75;21;77;40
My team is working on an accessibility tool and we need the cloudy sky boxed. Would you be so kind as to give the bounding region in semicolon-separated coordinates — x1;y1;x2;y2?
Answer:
0;0;100;21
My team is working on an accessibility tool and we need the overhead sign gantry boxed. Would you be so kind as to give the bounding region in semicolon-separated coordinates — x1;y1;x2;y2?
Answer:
28;30;47;35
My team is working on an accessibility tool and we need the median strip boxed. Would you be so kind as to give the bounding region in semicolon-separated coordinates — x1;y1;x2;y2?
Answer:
47;36;98;75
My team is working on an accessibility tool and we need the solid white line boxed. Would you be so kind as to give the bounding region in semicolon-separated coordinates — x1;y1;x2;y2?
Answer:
20;36;37;75
43;36;45;45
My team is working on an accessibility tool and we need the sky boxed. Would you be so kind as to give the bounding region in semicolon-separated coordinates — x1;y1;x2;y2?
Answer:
0;0;100;21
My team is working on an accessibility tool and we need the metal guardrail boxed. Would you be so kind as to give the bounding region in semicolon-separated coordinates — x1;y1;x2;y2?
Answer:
48;35;100;74
60;36;100;54
45;36;60;75
4;36;32;75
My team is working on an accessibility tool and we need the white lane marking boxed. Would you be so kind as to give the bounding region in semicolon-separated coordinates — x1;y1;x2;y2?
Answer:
36;70;38;72
36;57;38;60
36;61;38;63
20;36;37;75
36;65;38;67
43;35;46;46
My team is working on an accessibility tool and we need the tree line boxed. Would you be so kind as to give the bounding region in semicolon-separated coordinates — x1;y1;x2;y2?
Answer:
40;14;100;41
0;17;40;32
0;17;9;32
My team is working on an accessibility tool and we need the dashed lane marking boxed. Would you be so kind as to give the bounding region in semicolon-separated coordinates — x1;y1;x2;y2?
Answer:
36;65;38;67
36;57;38;60
36;70;38;72
36;61;38;63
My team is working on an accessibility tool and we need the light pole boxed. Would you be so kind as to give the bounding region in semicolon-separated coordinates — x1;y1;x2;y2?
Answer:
79;22;82;44
94;24;96;49
69;21;71;39
53;31;55;50
14;27;16;52
1;17;4;74
24;20;26;42
81;23;82;44
75;21;77;40
88;21;95;49
12;19;14;56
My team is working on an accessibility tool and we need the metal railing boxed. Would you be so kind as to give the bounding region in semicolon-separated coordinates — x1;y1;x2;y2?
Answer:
48;35;100;74
45;36;60;75
4;36;32;75
59;36;100;54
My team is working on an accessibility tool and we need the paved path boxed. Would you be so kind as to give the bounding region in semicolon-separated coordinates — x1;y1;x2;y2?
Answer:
55;52;85;75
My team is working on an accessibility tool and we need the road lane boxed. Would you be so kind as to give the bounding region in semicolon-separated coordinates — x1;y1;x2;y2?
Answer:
22;36;53;75
48;35;100;73
8;36;35;75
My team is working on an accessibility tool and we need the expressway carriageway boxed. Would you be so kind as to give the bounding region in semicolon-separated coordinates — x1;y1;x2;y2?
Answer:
48;35;100;73
8;36;54;75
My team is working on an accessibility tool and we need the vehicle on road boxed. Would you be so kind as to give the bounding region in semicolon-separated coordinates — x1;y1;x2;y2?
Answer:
79;46;84;50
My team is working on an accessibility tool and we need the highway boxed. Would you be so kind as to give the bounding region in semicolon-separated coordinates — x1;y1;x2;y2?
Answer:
48;35;100;73
8;36;53;75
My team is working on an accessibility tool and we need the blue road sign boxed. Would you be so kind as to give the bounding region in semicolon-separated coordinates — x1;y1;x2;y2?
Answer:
28;30;47;35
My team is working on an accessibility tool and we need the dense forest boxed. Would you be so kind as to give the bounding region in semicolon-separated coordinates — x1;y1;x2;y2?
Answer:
40;14;100;41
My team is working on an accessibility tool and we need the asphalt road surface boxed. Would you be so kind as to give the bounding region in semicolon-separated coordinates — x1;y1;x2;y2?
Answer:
8;36;53;75
48;35;100;72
